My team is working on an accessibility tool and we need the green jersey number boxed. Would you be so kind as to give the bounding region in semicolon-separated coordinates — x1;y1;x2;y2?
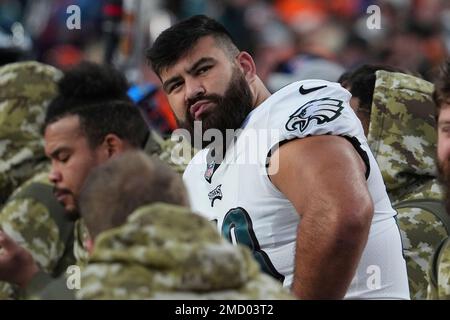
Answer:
221;207;285;282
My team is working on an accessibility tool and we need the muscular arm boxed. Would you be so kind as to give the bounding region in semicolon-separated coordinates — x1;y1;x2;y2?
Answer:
269;135;373;299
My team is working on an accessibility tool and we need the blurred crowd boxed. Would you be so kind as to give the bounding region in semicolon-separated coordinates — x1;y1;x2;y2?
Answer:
1;0;450;135
1;1;450;301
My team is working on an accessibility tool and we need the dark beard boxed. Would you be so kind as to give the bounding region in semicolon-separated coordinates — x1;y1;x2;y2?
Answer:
63;202;81;222
66;210;80;222
177;68;254;150
53;186;80;221
437;160;450;216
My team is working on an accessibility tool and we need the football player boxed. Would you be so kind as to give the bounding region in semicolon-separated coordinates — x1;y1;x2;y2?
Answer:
147;15;409;300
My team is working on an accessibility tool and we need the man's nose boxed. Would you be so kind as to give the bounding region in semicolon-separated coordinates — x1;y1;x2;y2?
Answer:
185;78;205;103
48;167;62;184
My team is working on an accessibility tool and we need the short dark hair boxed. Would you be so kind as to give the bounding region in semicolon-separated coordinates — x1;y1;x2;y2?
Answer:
52;101;149;149
51;61;130;105
338;64;403;114
44;61;149;148
146;15;239;76
80;151;188;239
44;61;130;127
433;60;450;118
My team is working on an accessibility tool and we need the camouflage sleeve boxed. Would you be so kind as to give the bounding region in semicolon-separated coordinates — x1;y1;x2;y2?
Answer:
76;204;293;300
157;137;191;174
396;207;448;300
0;283;16;300
73;219;90;267
427;237;450;299
144;130;197;174
0;198;65;299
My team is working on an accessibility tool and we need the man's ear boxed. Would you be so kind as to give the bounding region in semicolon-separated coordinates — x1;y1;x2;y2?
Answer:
236;51;257;84
102;133;126;158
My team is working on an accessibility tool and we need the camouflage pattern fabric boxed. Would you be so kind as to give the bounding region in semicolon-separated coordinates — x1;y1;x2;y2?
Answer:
368;70;450;299
73;219;90;267
72;130;192;268
8;129;192;299
77;203;293;300
0;62;192;299
145;130;195;174
0;61;62;205
428;237;450;299
0;170;75;299
0;62;68;299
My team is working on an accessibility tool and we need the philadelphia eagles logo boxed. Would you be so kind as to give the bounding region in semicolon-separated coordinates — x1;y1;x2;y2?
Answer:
285;97;344;133
208;184;223;207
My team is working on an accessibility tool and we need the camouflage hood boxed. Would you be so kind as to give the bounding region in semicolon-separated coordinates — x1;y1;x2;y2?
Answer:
0;62;62;204
368;70;437;196
78;203;292;299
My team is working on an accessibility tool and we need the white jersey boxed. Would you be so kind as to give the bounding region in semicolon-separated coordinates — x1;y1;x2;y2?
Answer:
183;80;409;299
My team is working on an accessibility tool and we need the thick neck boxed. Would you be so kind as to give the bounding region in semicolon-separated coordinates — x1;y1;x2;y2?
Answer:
251;77;271;110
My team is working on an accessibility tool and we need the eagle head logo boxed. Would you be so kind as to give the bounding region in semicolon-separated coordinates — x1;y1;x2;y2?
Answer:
208;184;223;207
285;97;344;133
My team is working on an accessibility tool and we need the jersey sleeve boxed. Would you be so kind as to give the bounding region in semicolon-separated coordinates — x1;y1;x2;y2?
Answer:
261;80;370;177
269;80;363;142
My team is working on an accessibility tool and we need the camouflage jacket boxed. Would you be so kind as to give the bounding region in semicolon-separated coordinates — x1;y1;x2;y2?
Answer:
428;237;450;299
18;126;190;299
368;70;450;299
0;62;191;299
0;171;75;299
71;130;193;267
0;62;67;299
146;129;195;175
2;129;192;300
0;62;61;205
77;203;293;300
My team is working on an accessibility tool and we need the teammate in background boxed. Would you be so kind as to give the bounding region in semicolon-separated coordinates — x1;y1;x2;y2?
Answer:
0;62;70;299
0;62;188;298
147;15;409;299
340;65;450;299
76;151;293;299
429;60;450;299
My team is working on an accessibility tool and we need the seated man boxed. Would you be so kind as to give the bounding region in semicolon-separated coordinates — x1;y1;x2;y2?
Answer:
340;65;450;299
0;62;190;298
147;15;409;299
0;61;73;299
76;151;293;299
429;60;450;300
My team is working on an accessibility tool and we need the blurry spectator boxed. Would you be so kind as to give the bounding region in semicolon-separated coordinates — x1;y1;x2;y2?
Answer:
128;83;178;136
0;0;33;66
267;54;345;92
0;22;32;65
266;24;346;91
102;0;123;64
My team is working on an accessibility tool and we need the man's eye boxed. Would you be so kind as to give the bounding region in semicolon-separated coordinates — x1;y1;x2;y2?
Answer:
441;126;450;133
197;66;211;75
58;154;70;163
169;82;183;93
